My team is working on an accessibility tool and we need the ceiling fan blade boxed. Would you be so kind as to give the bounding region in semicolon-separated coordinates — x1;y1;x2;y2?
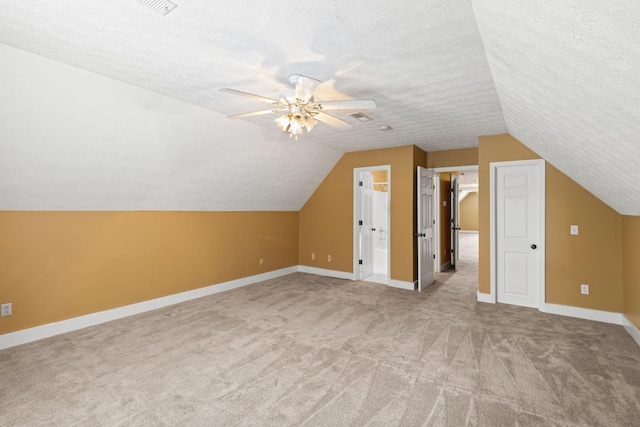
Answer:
227;109;284;119
219;88;280;104
313;112;352;129
291;74;320;103
314;99;377;110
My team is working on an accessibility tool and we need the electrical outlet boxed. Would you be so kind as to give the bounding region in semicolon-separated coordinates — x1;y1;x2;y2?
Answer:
311;252;315;260
259;258;264;266
1;303;12;317
581;284;589;295
571;225;579;235
327;255;332;262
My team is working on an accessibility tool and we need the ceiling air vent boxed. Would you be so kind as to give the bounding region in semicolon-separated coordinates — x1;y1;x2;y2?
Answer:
136;0;177;15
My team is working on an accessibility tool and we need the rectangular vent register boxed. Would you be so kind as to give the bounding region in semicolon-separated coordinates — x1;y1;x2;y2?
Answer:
136;0;177;15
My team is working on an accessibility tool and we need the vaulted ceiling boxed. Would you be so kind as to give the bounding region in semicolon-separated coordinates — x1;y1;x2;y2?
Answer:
1;1;638;213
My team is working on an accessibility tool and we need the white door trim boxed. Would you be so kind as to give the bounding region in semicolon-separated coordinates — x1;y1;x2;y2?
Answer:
489;159;546;308
353;165;391;281
433;173;441;272
432;165;478;173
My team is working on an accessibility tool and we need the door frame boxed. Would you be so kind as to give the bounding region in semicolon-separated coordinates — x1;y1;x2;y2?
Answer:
489;159;546;308
432;165;478;272
433;173;441;273
353;165;391;281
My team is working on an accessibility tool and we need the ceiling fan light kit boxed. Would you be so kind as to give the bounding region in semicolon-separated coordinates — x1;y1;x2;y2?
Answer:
221;74;376;140
275;109;318;140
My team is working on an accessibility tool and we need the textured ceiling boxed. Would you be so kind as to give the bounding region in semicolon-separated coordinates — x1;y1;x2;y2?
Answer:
0;0;638;213
472;0;640;215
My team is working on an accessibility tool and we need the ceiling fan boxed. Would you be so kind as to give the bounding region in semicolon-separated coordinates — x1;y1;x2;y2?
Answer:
220;75;376;139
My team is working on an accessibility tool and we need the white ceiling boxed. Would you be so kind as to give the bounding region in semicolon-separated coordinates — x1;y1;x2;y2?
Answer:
0;0;638;213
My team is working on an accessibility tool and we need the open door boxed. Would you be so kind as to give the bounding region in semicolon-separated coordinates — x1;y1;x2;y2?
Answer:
358;171;374;279
451;174;460;271
417;167;435;291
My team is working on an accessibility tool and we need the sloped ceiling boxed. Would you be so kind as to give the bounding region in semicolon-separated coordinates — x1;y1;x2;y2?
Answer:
0;0;638;214
472;0;640;215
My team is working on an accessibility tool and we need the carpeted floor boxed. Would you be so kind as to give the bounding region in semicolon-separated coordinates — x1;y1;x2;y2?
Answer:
1;233;639;426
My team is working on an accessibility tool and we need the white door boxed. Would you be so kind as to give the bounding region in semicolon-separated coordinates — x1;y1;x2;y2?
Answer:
359;172;374;279
417;167;435;291
493;160;545;308
450;174;460;272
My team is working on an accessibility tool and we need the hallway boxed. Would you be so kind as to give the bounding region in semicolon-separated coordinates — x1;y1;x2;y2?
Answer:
431;231;479;302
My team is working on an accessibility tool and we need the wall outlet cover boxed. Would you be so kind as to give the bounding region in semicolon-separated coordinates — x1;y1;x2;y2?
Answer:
1;303;12;317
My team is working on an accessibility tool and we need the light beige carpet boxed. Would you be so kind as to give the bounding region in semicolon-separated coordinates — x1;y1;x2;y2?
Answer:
1;233;639;426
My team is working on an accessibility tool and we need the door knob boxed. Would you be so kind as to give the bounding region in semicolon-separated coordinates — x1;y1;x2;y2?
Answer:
531;244;537;249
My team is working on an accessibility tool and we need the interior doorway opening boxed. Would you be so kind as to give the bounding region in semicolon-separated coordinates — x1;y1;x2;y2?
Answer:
354;166;390;284
432;166;478;276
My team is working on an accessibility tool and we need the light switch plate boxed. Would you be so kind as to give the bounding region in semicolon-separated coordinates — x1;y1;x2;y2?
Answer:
570;225;579;235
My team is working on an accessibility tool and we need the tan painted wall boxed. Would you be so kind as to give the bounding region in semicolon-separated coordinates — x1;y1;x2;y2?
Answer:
545;165;623;311
299;145;424;284
623;216;640;329
427;147;478;168
460;192;479;231
0;211;299;334
478;134;623;313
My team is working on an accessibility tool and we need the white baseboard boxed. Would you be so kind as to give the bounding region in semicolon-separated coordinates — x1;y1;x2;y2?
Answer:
388;279;416;291
6;267;637;351
439;261;451;272
476;292;494;303
0;266;298;351
297;265;354;280
476;299;638;348
542;303;623;325
622;315;640;347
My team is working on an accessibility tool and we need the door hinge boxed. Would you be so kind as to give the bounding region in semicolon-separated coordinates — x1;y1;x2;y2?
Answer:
433;254;436;259
359;181;363;187
358;259;363;265
358;220;363;226
433;219;435;224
